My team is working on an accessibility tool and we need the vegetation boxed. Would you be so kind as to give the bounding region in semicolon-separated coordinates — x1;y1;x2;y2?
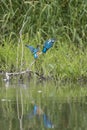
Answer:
0;0;87;81
0;82;87;105
1;82;87;129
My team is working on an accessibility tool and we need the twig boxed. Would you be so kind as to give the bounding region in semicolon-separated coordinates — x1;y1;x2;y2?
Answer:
3;59;47;82
3;60;35;81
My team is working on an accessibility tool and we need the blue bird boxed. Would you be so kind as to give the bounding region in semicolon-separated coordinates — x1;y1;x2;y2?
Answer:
25;45;41;59
42;39;55;53
25;39;55;59
43;114;54;128
27;105;43;119
27;104;54;128
33;105;38;115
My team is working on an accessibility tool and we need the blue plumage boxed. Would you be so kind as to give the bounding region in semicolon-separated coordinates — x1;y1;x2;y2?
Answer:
33;105;38;115
42;39;55;53
25;45;39;59
43;114;54;128
26;104;54;128
25;38;55;59
25;45;39;54
26;105;38;119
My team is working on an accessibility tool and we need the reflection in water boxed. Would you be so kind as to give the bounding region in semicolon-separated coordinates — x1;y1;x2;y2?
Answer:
1;81;87;130
59;103;70;129
16;88;24;130
43;113;54;128
1;97;87;130
27;104;54;128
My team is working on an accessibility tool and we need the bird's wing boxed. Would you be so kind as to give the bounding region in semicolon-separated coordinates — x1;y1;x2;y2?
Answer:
25;45;39;54
43;114;54;128
42;39;55;53
44;39;55;49
33;105;38;115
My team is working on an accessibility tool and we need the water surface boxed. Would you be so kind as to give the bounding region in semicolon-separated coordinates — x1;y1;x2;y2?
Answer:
0;79;87;130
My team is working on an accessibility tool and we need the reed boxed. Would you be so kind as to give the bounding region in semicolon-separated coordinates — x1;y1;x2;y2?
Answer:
0;0;87;43
0;38;87;81
0;0;87;81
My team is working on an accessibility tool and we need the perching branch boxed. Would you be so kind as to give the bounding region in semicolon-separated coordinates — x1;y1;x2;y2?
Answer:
3;60;44;81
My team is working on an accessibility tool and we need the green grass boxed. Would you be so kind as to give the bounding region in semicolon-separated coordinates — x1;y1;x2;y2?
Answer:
0;0;87;81
0;82;87;103
0;38;87;81
0;0;87;44
1;82;87;129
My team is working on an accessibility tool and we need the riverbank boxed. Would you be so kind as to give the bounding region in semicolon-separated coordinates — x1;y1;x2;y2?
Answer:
0;38;87;82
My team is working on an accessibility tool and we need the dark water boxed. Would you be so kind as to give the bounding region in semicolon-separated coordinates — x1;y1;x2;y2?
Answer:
0;79;87;130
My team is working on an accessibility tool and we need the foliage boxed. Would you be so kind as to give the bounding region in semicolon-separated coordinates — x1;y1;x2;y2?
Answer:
0;0;87;44
0;0;87;81
0;82;87;129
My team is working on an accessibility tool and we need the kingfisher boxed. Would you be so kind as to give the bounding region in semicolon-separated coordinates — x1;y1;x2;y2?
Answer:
27;105;43;119
25;39;55;59
42;39;55;53
25;45;41;59
43;114;54;128
27;104;54;128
